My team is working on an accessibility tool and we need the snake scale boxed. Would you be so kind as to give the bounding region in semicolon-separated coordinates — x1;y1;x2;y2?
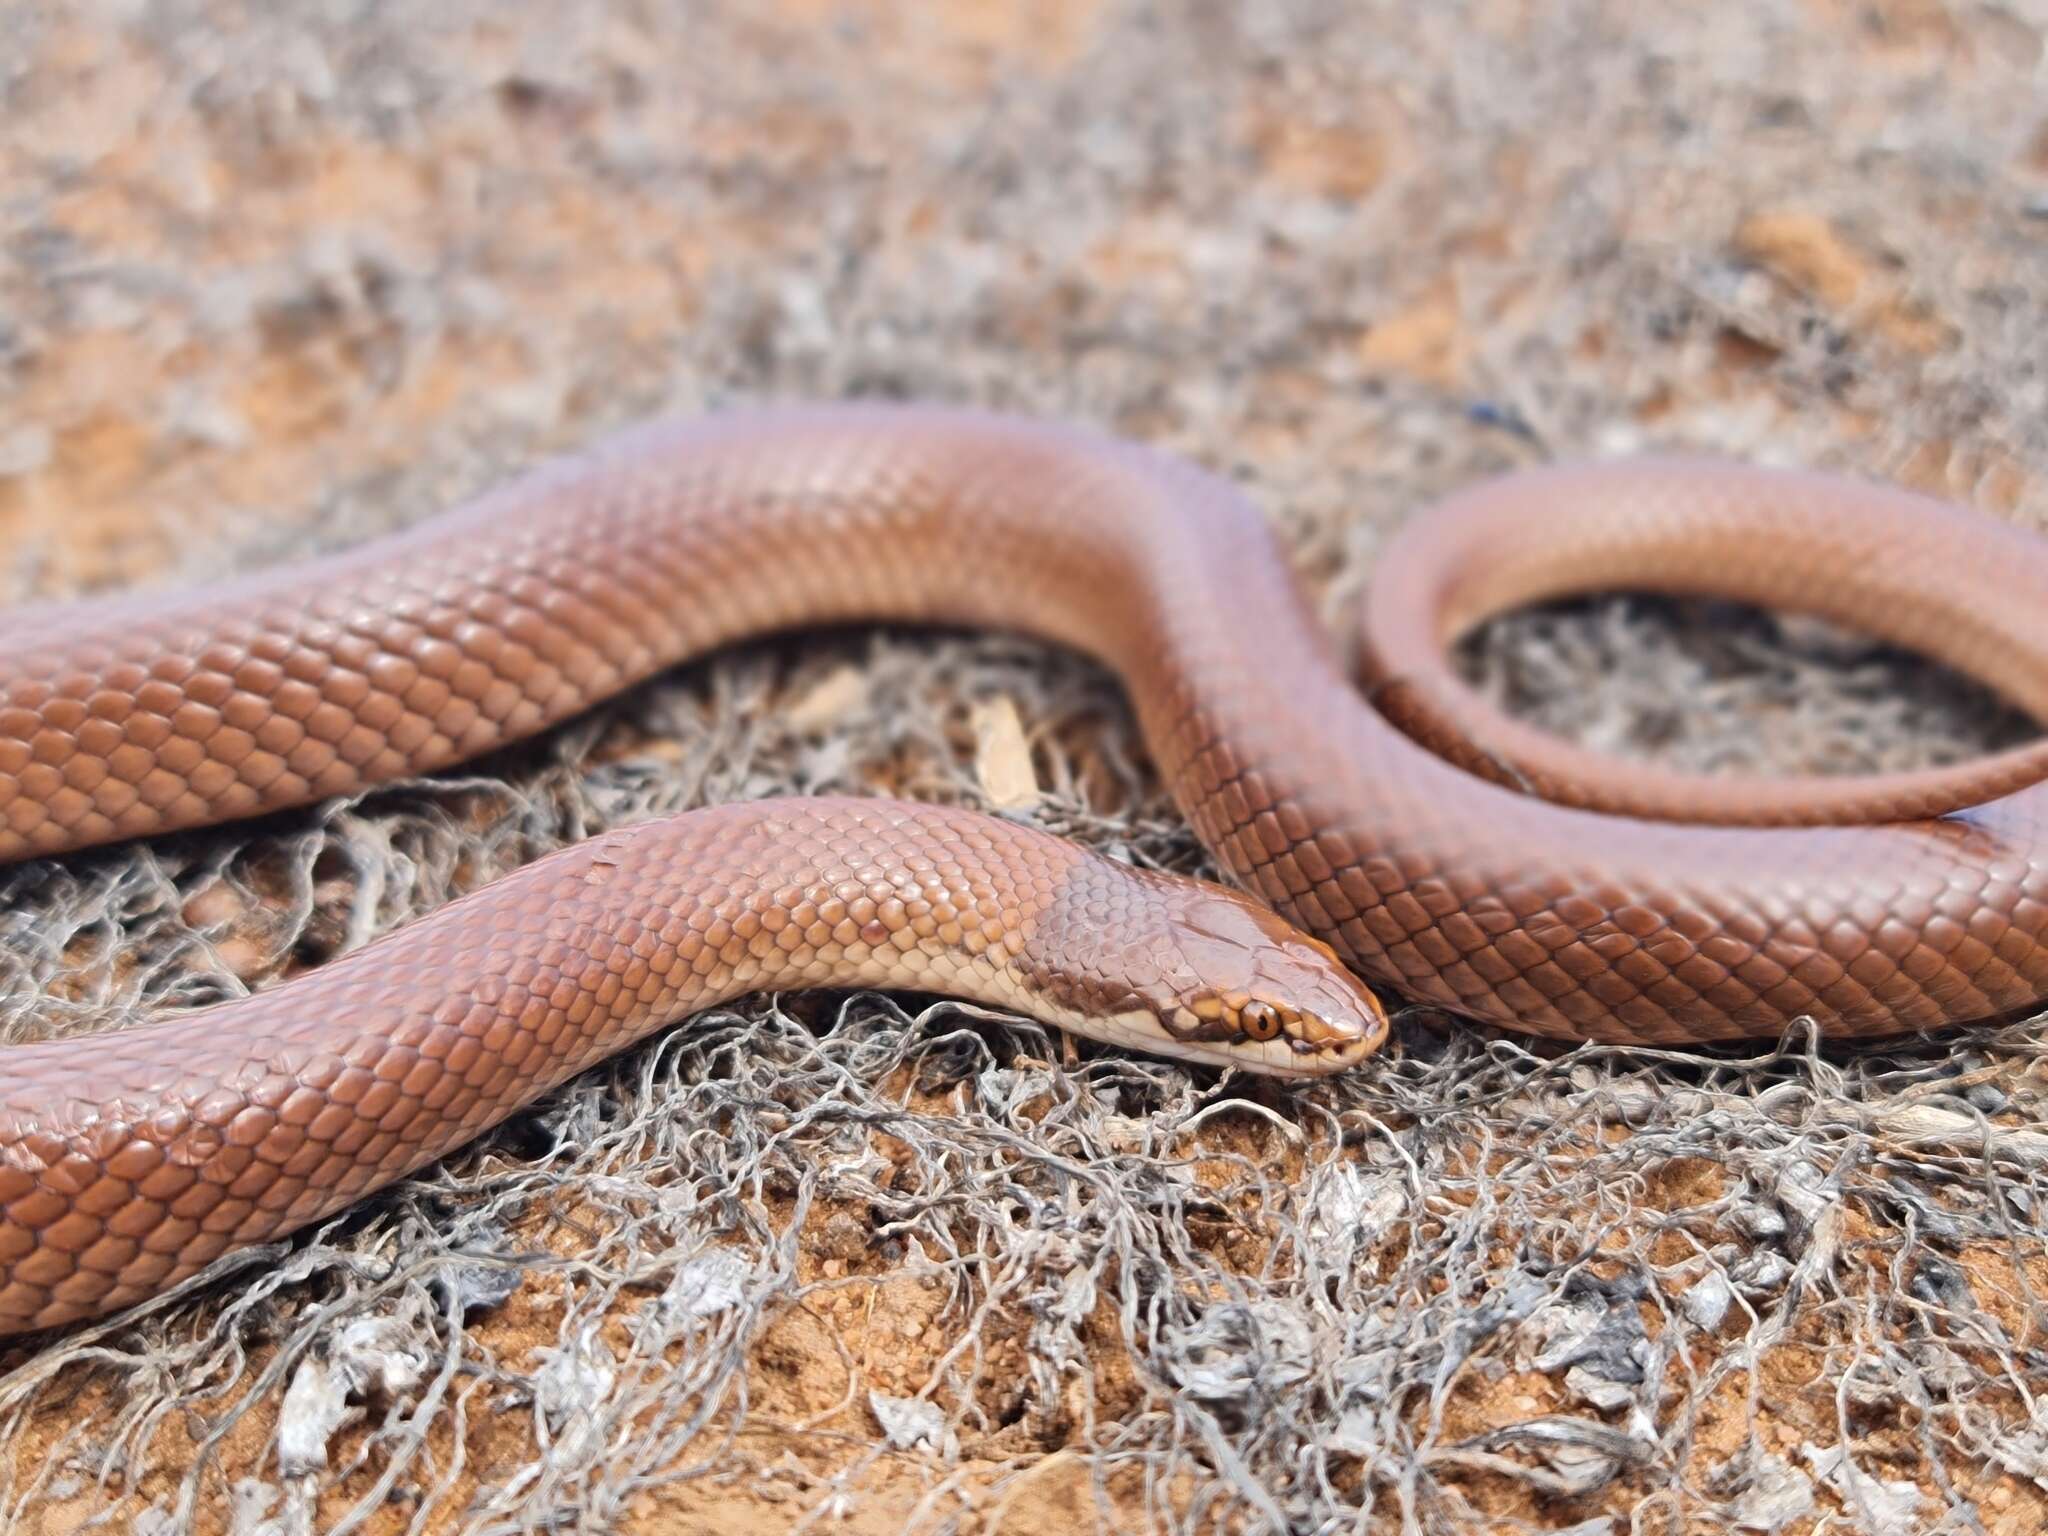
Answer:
2;404;2043;1335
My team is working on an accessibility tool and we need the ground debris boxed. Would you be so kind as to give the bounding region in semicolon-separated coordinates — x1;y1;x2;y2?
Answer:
2;0;2046;1531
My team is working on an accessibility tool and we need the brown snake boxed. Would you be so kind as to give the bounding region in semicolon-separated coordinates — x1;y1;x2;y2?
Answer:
2;404;2045;1336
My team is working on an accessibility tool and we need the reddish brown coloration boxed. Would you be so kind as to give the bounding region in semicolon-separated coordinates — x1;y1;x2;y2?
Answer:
0;799;1383;1334
1362;459;2048;825
3;405;2047;1334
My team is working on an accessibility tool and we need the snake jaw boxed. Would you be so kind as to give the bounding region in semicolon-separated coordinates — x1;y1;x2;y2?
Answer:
1078;1005;1374;1076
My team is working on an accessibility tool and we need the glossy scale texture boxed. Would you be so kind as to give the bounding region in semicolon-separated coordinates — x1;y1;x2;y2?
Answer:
2;405;2045;1333
0;798;1382;1333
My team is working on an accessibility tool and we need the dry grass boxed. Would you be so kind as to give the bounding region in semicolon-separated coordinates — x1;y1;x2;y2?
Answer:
3;1;2048;1531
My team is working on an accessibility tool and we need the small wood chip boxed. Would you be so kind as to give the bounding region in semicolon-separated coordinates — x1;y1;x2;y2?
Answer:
783;665;870;734
971;696;1041;808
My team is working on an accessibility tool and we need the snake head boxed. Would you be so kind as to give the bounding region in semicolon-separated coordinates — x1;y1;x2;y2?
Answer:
1029;859;1387;1076
1149;893;1388;1075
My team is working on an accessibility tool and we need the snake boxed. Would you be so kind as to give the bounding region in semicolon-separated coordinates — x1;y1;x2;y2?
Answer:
1;404;2044;1337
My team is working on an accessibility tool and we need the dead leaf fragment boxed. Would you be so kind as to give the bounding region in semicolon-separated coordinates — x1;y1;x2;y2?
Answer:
971;696;1041;808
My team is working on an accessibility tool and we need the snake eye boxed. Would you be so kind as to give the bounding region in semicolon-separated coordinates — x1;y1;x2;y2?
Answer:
1240;1001;1282;1041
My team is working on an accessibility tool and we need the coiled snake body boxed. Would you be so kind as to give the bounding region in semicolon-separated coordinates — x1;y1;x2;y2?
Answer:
1;405;2044;1335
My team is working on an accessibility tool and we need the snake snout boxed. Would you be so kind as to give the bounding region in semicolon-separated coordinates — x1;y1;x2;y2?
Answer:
1268;955;1389;1073
1159;892;1388;1073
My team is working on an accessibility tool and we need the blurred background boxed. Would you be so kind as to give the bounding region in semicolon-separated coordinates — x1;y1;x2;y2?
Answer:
10;0;2045;598
4;2;2047;1533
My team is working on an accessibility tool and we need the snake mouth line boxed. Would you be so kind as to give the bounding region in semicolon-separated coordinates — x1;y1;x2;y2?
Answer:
1081;1009;1382;1077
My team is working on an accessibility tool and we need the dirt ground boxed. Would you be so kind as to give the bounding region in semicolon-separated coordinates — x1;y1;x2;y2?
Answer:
4;1;2048;1532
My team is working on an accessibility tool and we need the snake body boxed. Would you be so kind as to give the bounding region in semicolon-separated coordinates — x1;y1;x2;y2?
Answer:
2;404;2045;1335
